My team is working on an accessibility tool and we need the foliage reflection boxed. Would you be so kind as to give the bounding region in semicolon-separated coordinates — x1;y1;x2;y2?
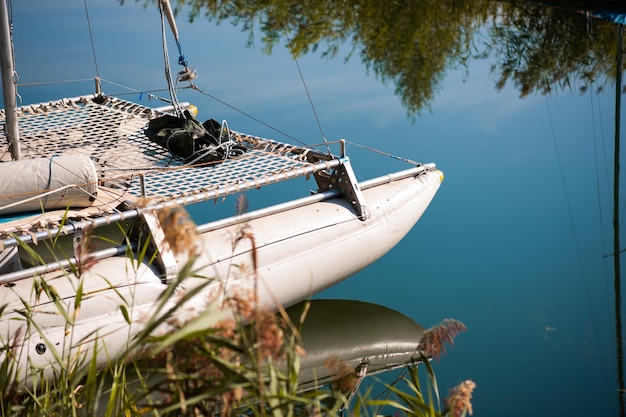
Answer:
161;0;625;115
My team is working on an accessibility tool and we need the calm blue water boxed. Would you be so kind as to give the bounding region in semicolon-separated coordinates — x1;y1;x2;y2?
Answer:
7;1;623;416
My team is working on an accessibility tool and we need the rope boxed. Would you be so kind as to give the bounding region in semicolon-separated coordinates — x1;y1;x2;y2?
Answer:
183;120;245;166
158;1;183;118
0;184;84;213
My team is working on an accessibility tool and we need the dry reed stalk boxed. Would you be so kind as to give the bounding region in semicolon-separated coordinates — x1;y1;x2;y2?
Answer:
418;319;467;361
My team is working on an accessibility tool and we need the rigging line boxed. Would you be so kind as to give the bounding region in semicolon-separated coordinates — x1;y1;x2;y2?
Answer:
189;84;310;148
158;1;182;117
592;81;617;333
97;78;176;102
368;366;411;417
82;0;99;79
614;23;624;417
99;77;197;101
591;79;619;393
591;85;609;251
545;95;610;392
98;80;175;103
282;29;331;155
344;140;422;166
8;78;95;88
596;79;612;202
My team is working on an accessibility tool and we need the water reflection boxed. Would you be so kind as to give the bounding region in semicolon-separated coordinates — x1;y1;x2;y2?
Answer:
100;299;438;414
286;299;429;391
175;0;624;114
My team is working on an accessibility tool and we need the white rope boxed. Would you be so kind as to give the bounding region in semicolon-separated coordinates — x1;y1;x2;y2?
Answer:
184;120;246;166
0;184;79;212
159;1;183;117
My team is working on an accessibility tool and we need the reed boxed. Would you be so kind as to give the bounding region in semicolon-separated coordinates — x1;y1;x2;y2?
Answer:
0;203;473;417
356;360;476;417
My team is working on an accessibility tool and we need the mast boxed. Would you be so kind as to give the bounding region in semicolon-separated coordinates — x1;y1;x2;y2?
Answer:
0;0;19;160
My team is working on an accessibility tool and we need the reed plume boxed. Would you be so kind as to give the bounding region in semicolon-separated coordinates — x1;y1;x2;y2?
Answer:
324;356;359;394
157;204;199;257
444;380;476;417
418;319;467;360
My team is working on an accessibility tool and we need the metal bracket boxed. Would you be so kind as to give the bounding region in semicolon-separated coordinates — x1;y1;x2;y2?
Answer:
313;157;370;220
341;362;368;411
72;224;98;272
0;246;21;275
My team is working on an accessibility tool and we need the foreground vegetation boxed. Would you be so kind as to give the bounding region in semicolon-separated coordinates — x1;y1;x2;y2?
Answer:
0;294;473;416
0;205;474;416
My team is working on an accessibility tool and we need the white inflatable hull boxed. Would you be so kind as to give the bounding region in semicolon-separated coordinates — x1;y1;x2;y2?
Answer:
194;168;443;309
0;168;442;387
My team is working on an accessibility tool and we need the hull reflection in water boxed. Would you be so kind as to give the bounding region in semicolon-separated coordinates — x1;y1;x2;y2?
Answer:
290;299;427;393
98;299;434;414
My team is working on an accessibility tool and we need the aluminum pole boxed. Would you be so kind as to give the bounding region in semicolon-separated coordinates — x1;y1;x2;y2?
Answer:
0;0;19;160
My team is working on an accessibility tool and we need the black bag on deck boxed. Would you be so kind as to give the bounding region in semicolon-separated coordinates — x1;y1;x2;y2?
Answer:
145;111;246;164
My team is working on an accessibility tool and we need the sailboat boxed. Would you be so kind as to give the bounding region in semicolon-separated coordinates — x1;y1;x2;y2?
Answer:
0;0;442;388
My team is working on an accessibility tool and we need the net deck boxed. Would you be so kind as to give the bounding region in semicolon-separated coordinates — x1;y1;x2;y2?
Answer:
0;94;338;207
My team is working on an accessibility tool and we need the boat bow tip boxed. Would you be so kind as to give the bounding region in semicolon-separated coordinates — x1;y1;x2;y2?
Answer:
435;169;444;183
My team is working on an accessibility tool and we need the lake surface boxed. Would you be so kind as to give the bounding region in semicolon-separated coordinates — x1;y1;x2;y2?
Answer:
6;1;624;416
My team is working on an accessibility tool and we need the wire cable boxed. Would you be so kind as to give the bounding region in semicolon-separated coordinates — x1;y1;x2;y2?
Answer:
614;23;625;417
83;0;99;79
344;140;422;166
589;79;621;406
282;29;331;155
591;79;618;361
545;95;612;406
189;83;310;147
